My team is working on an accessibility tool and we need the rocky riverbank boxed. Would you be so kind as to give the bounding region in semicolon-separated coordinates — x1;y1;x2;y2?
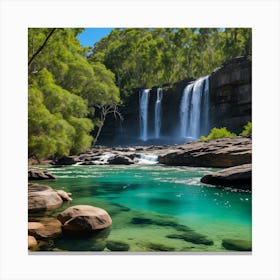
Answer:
45;136;251;167
29;136;252;191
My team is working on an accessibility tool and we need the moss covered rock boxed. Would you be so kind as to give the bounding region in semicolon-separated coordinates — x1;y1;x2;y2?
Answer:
222;239;251;251
106;240;130;251
166;232;214;246
146;242;175;251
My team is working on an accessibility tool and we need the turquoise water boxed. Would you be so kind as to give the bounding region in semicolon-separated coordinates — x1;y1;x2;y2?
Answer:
30;165;252;252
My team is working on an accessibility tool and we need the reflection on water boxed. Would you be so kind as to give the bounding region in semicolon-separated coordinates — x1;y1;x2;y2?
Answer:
30;165;252;252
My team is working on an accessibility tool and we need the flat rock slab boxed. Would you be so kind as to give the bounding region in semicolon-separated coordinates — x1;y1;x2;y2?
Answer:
28;170;56;180
57;205;112;235
28;184;63;212
201;163;252;190
159;137;251;167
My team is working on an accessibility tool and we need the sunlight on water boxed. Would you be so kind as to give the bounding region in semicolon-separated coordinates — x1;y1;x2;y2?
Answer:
31;165;252;252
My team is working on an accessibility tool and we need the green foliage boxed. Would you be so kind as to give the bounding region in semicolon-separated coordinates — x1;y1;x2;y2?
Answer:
28;28;120;160
89;28;252;98
28;87;76;159
200;127;237;141
240;122;252;136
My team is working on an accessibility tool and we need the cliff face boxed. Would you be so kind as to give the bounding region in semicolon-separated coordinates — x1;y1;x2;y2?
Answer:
209;56;251;133
98;56;251;145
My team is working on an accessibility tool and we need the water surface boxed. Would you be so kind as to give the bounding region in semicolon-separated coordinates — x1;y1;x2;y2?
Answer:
30;165;252;252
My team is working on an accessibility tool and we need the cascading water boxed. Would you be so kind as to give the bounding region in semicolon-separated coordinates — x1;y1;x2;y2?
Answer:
154;88;163;138
180;76;210;139
201;77;210;136
180;83;194;137
139;89;151;141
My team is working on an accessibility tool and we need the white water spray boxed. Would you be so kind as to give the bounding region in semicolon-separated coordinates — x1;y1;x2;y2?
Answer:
180;76;210;139
155;88;163;138
139;89;151;141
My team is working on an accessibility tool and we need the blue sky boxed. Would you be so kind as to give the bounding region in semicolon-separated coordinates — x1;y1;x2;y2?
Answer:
77;28;114;47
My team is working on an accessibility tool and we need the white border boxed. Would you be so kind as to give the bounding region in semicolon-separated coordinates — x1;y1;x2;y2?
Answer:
1;0;280;279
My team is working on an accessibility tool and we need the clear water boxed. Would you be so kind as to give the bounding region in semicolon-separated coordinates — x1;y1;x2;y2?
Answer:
30;165;252;252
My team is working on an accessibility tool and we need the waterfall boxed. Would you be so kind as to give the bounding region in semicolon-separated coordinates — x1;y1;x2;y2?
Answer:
154;88;163;138
201;77;210;136
180;76;209;139
139;89;151;141
180;83;194;137
136;153;158;164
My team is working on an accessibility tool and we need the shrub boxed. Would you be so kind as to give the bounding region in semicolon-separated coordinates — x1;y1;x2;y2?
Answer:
200;127;236;141
240;121;252;136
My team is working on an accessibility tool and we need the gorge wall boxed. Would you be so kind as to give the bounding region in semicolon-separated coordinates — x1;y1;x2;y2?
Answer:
98;56;251;146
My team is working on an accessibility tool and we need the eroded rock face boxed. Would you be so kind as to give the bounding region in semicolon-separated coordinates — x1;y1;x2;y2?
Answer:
159;137;251;167
28;184;63;212
201;163;251;190
57;205;112;235
28;170;56;180
209;56;251;134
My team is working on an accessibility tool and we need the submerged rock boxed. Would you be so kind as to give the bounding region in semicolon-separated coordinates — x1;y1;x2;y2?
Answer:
146;242;175;252
222;239;252;251
28;169;56;180
131;217;191;232
28;184;63;212
159;137;251;168
91;241;106;251
201;163;251;190
106;240;130;251
166;232;214;246
57;205;112;235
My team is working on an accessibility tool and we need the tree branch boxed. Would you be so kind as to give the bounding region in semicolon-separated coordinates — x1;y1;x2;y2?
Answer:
28;28;56;67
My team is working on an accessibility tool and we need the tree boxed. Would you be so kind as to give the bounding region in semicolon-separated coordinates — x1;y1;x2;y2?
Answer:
28;28;121;160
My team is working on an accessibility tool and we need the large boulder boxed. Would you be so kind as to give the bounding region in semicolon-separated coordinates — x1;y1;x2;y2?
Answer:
28;235;37;249
28;169;56;180
56;190;72;201
159;137;251;167
55;156;79;165
107;155;134;165
201;163;251;190
28;184;63;212
57;205;112;235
